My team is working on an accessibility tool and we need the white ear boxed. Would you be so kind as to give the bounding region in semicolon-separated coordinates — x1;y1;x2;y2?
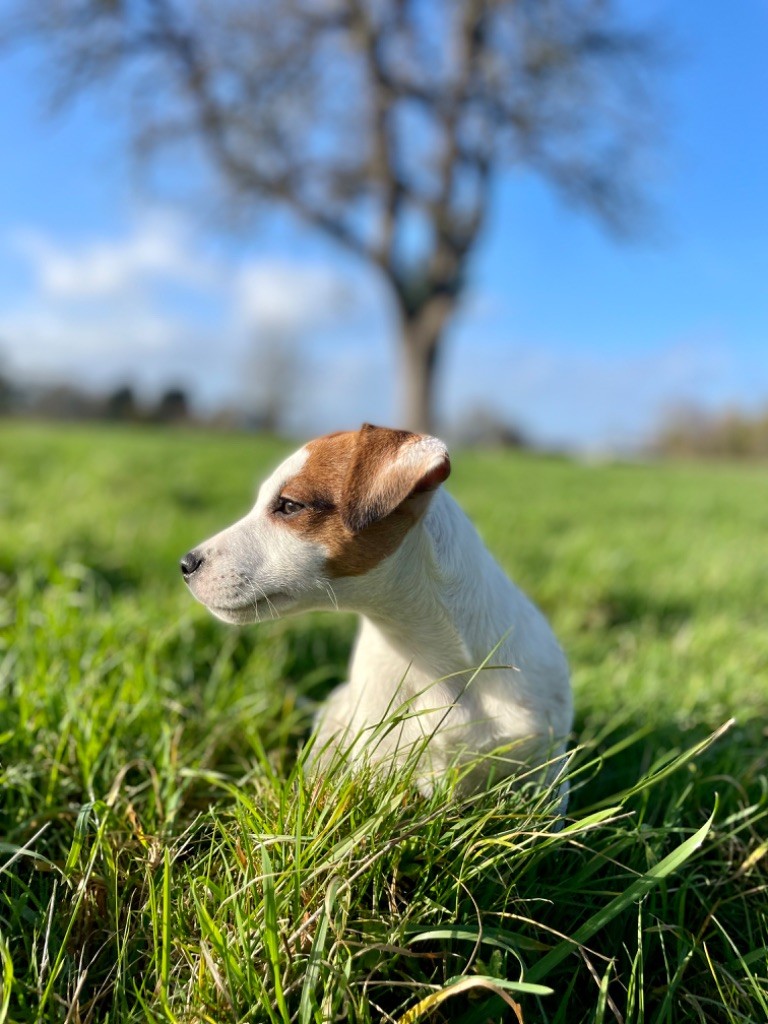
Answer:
341;424;450;534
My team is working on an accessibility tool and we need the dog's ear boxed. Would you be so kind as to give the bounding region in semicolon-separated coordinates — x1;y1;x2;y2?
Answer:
341;423;450;534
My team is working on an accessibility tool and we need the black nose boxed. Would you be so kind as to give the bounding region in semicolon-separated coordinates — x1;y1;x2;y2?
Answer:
180;550;204;578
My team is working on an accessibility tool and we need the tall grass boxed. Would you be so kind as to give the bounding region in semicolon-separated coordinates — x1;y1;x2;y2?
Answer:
1;422;766;1022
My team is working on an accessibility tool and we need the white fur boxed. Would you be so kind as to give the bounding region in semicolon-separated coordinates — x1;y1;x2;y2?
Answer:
314;490;572;799
185;440;573;803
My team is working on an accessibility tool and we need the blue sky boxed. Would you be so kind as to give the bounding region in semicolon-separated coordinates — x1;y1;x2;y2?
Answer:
0;1;766;448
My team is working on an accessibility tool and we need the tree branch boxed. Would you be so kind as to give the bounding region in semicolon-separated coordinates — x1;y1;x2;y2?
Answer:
144;0;379;264
342;0;404;269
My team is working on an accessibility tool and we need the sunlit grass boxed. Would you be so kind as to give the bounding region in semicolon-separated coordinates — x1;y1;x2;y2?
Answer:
1;422;766;1022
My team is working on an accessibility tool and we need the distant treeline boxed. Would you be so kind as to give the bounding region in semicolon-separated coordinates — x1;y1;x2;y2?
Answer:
4;369;768;457
651;405;768;458
0;370;534;447
0;375;262;431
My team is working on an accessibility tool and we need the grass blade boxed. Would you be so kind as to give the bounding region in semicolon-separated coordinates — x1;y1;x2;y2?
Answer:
528;805;717;983
0;932;12;1024
261;845;290;1024
396;975;552;1024
298;877;339;1024
161;847;171;1000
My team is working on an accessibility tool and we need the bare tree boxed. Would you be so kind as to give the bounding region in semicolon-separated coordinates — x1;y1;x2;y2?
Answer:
240;328;302;434
4;0;659;432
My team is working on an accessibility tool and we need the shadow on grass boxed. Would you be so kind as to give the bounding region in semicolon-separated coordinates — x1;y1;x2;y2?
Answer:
578;585;694;634
568;708;766;825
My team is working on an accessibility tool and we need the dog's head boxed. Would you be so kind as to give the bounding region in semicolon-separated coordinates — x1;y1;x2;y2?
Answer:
180;423;450;623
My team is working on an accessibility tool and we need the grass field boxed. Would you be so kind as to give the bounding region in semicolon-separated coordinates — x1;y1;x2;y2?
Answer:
1;421;766;1023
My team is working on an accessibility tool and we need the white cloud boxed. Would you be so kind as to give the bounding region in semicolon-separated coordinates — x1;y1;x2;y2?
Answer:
10;212;217;300
0;295;232;406
1;214;224;398
234;260;354;334
0;212;385;417
1;304;181;361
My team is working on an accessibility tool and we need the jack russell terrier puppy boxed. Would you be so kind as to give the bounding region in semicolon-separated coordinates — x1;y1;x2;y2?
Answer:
181;424;572;802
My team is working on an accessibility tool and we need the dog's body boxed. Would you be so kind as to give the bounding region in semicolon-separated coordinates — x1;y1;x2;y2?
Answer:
182;424;572;799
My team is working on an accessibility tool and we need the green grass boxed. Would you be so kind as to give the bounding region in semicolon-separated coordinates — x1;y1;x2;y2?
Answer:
1;420;766;1023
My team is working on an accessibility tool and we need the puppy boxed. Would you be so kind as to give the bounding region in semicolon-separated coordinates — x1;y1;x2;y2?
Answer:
181;424;572;801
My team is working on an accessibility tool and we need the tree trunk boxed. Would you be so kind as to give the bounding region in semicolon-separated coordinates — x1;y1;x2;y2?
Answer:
397;296;455;435
400;332;439;434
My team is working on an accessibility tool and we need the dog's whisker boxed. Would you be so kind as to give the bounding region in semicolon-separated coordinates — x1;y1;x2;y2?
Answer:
251;581;278;620
236;576;261;622
318;578;339;610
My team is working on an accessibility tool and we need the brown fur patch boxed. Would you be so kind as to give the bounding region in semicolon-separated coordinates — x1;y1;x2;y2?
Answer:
275;425;447;578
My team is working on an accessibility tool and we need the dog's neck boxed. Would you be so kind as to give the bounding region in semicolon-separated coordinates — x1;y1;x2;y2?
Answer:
335;489;514;680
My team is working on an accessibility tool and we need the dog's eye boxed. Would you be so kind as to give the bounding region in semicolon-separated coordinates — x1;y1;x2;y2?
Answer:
275;496;305;517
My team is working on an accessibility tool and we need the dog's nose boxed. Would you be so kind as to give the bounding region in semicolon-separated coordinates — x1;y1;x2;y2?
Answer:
180;550;204;578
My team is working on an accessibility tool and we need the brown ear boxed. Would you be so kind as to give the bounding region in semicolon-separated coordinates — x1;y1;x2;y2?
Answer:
341;423;451;534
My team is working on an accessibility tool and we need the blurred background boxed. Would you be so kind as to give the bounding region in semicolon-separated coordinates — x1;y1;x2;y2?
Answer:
0;0;765;456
